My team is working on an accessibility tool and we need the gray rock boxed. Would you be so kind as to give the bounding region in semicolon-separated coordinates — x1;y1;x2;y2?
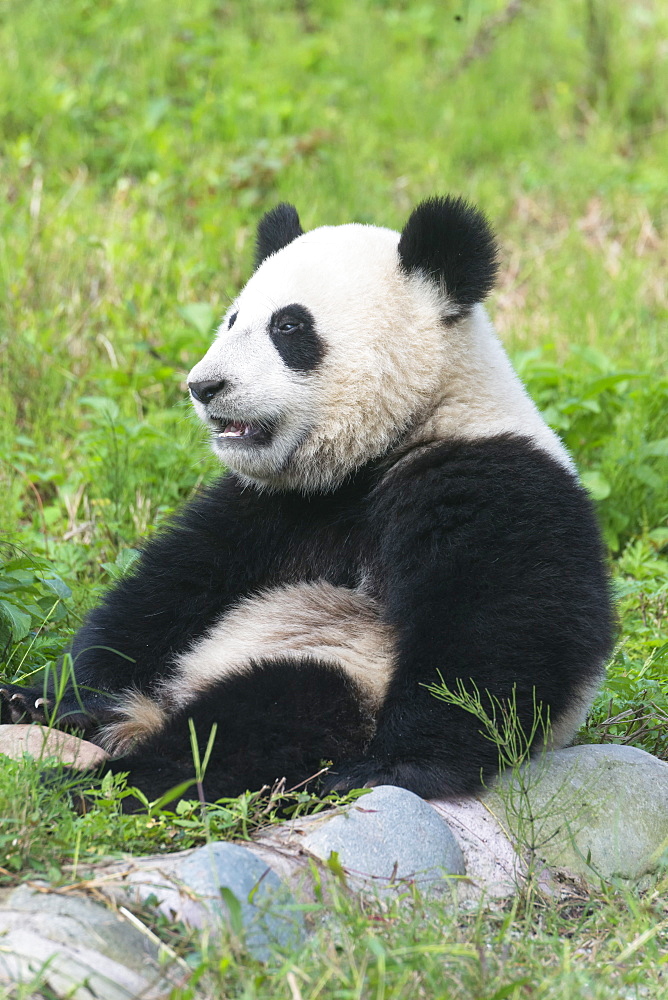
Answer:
487;744;668;882
0;883;184;999
300;785;465;892
102;841;304;960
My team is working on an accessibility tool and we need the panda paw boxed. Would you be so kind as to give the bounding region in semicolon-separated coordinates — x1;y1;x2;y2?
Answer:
322;759;400;796
0;682;106;733
0;682;50;725
323;758;449;800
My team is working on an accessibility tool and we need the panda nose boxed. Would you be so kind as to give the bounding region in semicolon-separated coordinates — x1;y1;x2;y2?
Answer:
188;379;227;404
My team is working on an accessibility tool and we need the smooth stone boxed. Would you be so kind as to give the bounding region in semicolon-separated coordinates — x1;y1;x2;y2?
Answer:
98;841;304;960
487;744;668;881
0;723;108;768
300;784;465;892
0;883;184;999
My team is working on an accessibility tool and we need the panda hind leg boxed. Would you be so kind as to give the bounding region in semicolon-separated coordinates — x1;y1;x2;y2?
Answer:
104;657;376;810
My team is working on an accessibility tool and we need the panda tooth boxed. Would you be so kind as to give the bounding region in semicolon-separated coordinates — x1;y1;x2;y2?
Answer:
218;420;250;438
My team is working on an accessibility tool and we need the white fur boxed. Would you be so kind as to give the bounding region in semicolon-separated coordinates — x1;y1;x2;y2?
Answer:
188;222;574;492
400;301;574;471
544;671;605;750
98;690;167;755
167;580;394;709
98;581;394;754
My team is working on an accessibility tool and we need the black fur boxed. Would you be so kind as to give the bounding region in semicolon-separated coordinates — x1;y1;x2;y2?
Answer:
398;196;499;308
63;467;375;702
105;660;375;806
255;203;304;268
2;436;614;804
269;304;326;373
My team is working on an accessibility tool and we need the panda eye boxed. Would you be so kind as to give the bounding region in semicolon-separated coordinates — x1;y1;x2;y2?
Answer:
276;319;301;334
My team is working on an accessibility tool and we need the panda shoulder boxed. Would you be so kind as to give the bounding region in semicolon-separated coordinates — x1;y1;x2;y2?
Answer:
372;434;588;526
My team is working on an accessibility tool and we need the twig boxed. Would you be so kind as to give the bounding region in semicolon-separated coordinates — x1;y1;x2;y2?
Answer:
449;0;525;80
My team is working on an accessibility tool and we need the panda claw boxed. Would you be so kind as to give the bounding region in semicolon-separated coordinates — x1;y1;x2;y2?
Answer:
0;684;50;725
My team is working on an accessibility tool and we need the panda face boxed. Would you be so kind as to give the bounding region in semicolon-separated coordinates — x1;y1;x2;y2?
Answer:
188;222;449;491
188;198;572;491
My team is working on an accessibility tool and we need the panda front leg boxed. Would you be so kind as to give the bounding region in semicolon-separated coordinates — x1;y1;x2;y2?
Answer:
99;657;375;809
0;474;320;739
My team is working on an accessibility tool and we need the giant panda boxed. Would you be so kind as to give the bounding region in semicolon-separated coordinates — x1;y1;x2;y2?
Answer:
1;197;614;805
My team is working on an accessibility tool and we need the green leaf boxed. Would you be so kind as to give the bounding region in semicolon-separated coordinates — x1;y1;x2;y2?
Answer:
570;345;614;372
631;465;664;490
0;601;32;641
115;548;141;575
79;396;120;421
145;96;170;130
581;470;612;501
641;438;668;458
366;936;386;960
179;303;216;336
649;528;668;548
325;850;348;885
486;981;532;1000
581;373;639;397
43;577;72;600
102;549;141;581
147;780;198;813
219;886;244;937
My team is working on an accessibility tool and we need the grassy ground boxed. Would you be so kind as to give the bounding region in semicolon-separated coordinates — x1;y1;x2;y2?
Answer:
1;0;667;996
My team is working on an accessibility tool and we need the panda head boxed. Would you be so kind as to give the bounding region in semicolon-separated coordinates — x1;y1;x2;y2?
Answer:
187;197;500;492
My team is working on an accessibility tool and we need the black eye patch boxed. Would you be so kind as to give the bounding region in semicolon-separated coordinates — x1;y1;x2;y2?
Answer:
269;304;326;373
228;311;238;329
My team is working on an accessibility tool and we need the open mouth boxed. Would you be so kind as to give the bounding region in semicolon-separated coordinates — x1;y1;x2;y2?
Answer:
211;418;274;446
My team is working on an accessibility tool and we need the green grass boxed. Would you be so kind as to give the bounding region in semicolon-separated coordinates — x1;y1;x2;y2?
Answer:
1;0;667;996
172;882;668;1000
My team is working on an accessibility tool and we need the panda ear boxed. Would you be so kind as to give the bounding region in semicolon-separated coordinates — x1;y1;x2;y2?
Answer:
398;196;499;308
255;203;304;268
